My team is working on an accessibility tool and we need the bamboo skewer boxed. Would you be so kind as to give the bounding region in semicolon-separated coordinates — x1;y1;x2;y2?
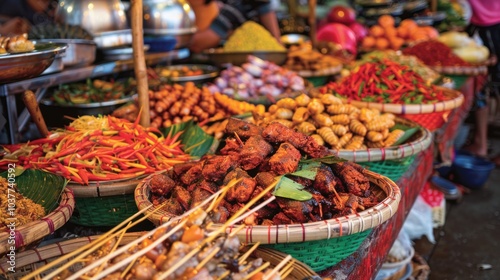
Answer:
263;255;292;280
239;242;261;265
130;0;150;127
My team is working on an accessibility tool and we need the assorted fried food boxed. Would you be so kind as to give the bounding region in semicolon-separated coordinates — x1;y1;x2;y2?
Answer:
284;42;343;73
148;118;381;226
0;34;35;54
255;94;403;149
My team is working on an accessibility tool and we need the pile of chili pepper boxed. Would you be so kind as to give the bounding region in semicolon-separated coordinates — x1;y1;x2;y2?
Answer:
402;40;470;67
318;58;449;104
0;116;192;185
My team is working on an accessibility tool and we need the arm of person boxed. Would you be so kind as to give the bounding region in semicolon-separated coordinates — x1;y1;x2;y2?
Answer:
0;17;30;36
259;11;281;42
189;28;222;53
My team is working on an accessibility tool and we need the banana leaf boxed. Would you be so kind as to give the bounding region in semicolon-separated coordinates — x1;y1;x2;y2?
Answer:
390;123;420;146
162;120;218;158
0;168;68;213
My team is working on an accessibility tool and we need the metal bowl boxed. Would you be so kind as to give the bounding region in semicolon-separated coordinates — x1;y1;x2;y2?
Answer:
42;55;64;75
141;0;196;48
0;43;67;84
55;0;129;34
38;39;96;67
203;48;288;67
157;64;219;84
40;95;135;128
281;34;310;48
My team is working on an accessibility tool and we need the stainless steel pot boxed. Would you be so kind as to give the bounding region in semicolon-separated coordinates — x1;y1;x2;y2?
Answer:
55;0;129;34
142;0;196;48
38;39;97;67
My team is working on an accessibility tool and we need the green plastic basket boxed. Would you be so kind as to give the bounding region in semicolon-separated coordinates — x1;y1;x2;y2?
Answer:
360;155;417;182
266;230;372;272
70;194;139;227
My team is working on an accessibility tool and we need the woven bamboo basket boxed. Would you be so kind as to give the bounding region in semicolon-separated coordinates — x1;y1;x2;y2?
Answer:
0;234;318;279
342;86;464;131
429;64;488;76
0;188;75;256
332;117;433;182
135;169;400;271
67;176;143;227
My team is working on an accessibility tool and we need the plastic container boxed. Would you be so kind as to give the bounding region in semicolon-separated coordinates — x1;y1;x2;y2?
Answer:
452;154;495;189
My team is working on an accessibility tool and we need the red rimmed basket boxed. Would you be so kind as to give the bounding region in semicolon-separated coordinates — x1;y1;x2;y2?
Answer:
0;188;75;256
135;169;401;271
343;87;464;131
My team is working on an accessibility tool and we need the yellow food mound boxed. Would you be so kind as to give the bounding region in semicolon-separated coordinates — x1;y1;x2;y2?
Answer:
223;21;285;52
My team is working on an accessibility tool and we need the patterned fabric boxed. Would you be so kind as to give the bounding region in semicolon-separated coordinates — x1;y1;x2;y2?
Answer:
210;0;271;39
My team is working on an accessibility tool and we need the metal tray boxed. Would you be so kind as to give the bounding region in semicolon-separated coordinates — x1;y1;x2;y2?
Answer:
203;48;288;67
100;45;151;61
38;39;97;67
157;64;219;84
0;42;67;84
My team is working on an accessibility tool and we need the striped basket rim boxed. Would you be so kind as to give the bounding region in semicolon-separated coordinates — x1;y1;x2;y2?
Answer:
296;64;343;78
0;188;75;256
67;176;145;198
430;64;488;76
342;86;464;115
135;169;401;244
332;117;433;162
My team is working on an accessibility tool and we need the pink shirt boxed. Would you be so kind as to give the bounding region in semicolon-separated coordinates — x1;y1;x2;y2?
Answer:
469;0;500;26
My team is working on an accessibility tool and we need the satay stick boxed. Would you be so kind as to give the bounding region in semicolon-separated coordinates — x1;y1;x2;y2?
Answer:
279;259;295;277
216;270;231;280
226;196;276;226
238;242;261;265
281;263;295;279
194;247;221;271
120;256;139;279
229;224;247;238
263;255;292;280
94;224;130;275
242;262;271;280
23;205;153;280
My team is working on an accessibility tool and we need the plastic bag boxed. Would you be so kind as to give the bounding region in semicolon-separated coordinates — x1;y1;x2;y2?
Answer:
402;195;435;243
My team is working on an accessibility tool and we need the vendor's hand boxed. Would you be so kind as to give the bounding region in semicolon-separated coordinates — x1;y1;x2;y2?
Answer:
0;17;31;36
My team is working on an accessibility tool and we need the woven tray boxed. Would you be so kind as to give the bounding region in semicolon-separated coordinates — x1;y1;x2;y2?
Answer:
295;64;343;78
0;233;318;279
136;169;400;242
0;189;75;256
67;177;143;227
430;64;487;76
332;117;432;162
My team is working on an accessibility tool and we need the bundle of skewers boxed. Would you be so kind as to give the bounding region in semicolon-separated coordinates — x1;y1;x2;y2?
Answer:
20;178;317;280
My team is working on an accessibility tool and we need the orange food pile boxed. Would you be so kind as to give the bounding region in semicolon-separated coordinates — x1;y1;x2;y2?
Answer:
362;16;439;51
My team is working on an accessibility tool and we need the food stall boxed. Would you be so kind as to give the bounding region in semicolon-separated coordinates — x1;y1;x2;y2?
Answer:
0;0;492;279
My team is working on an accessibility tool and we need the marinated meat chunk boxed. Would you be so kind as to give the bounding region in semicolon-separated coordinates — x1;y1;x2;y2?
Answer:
331;162;370;197
239;135;273;170
191;187;212;207
262;219;274;226
272;212;293;225
289;175;313;188
227;177;257;203
149;173;175;196
276;197;313;223
161;197;184;216
256;205;279;220
255;172;276;188
202;155;235;182
268;142;301;175
180;163;203;185
250;185;280;211
220;138;243;159
313;165;338;197
173;162;198;178
171;186;191;210
262;122;330;158
215;206;230;223
223;168;250;185
225;118;263;139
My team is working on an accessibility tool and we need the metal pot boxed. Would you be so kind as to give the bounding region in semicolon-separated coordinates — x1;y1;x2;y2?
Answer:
38;39;97;67
142;0;197;48
55;0;129;34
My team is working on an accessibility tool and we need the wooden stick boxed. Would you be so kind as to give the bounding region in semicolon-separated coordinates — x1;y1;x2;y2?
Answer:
195;247;221;271
243;262;271;280
238;242;261;265
22;90;49;137
130;0;150;127
309;0;317;49
263;255;292;280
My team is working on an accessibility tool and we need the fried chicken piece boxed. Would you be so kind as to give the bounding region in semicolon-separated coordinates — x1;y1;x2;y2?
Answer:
227;177;257;203
262;122;330;158
239;135;273;170
191;187;212;207
220;137;243;160
173;162;198;179
331;162;370;197
276;197;313;223
161;197;184;216
268;142;301;175
180;162;203;185
272;212;293;225
149;173;176;196
225;118;263;139
6;34;34;53
171;186;192;210
202;155;235;182
313;164;338;197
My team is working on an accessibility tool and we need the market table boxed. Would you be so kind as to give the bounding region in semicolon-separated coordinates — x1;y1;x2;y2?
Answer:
319;77;474;279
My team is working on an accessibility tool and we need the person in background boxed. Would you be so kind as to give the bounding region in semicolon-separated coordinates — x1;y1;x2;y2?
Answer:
0;0;54;36
464;0;500;165
188;0;281;53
